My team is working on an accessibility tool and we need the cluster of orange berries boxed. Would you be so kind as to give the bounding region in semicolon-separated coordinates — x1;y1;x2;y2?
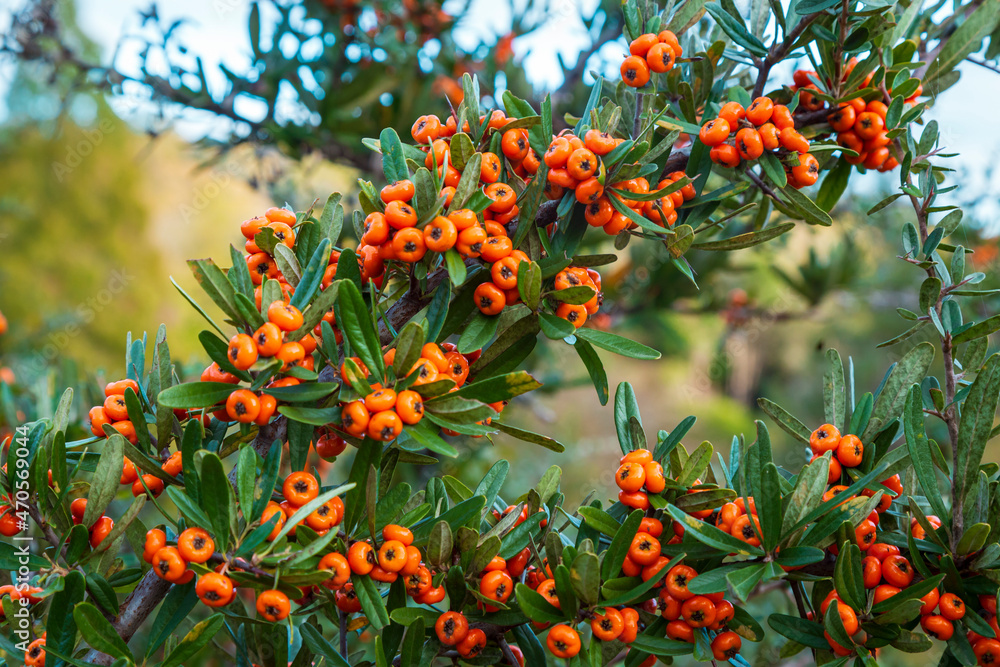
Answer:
87;378;143;444
808;423;864;478
321;524;463;631
787;67;919;173
808;424;902;553
335;341;502;442
620;30;683;88
614;448;667;510
549;266;603;328
524;518;742;662
242;206;343;338
829;95;901;173
337;344;442;440
143;522;292;622
244;207;340;292
353;110;530;287
264;470;345;541
68;497;115;548
818;542;965;655
699;97;820;187
432;552;530;662
88;383;187;500
542;130;620;205
213;300;314;426
432;611;491;659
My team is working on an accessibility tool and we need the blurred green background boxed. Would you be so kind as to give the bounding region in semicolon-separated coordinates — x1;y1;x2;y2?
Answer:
2;1;999;664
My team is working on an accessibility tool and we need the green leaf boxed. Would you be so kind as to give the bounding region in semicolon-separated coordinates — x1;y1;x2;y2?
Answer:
758;462;782;551
574;328;660;360
492;421;566;452
816;159;852;211
677;441;713;487
769;613;829;650
540;312;575;339
614;382;642;455
318;192;345;245
549;285;596;306
957;522;991;555
188;258;240;320
353;574;391;630
575;338;609;405
451;371;541;403
904;385;949;521
514;583;566;623
780;186;833;226
444;249;468;287
498;513;545;560
629;634;697;656
301;624;351;667
688;564;750;594
380;127;409;182
276;405;341;426
757;398;811;443
953;315;1000;345
693;222;794;251
675;488;736;511
833;544;866;611
780;454;830;538
237;445;258;524
424;394;495;423
404;421;459;457
251;440;282;522
290;238;332;310
863;342;935;441
158;382;239;409
199;453;233;552
727;562;766;602
426;521;453;569
666;504;764;557
955;354;1000;504
824;349;847;432
399;617;425;667
570;552;601;605
458;312;500;355
338;280;386;382
147;583;199;656
228;244;254;298
83;433;124;528
924;3;1000;84
704;2;768;55
267;383;339;403
46;571;86;667
578;506;621;537
162;614;225;667
73;602;134;662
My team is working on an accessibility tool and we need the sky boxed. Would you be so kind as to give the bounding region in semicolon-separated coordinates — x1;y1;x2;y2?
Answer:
1;0;997;225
